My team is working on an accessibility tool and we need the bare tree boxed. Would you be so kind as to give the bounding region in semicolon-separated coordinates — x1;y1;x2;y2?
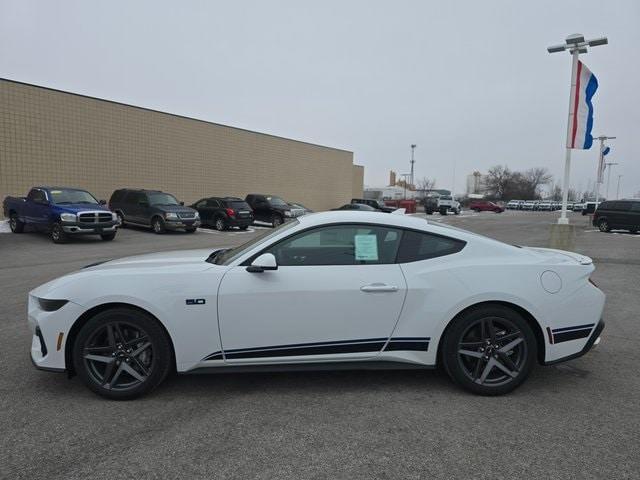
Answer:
416;176;436;192
484;165;511;199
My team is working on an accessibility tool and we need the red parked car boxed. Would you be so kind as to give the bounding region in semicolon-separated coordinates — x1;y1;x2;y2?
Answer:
469;200;504;213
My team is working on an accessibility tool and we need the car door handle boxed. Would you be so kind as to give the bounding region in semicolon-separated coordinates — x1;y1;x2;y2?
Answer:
360;283;398;293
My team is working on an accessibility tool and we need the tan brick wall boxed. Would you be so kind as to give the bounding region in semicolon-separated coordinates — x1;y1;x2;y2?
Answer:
0;79;362;215
352;165;364;199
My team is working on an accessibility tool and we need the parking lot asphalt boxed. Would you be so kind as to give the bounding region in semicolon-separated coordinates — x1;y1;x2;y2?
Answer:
1;211;638;479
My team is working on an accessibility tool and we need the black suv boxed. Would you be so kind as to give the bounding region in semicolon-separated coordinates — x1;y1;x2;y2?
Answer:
109;189;200;234
245;194;305;227
592;199;640;233
350;198;395;213
191;197;253;231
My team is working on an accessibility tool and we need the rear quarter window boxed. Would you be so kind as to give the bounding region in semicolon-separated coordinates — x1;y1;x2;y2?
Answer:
397;230;466;263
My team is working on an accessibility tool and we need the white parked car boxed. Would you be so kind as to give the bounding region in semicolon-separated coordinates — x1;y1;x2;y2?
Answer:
29;211;605;399
437;195;461;215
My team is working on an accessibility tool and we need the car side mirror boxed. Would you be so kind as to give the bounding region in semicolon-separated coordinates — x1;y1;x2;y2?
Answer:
180;201;184;206
246;253;278;273
99;199;107;205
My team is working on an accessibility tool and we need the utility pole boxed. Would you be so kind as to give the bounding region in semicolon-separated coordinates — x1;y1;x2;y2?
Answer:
605;162;618;199
594;135;616;204
616;174;623;199
547;33;608;225
410;144;417;189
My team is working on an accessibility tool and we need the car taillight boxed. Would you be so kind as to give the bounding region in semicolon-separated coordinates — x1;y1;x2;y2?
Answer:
226;208;236;217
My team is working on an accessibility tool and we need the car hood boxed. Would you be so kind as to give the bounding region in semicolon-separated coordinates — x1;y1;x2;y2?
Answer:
153;205;197;215
56;204;111;213
30;249;224;299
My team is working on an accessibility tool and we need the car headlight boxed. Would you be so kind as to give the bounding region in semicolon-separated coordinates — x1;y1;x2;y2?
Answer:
194;211;200;219
60;213;76;222
111;212;118;221
165;212;179;220
284;211;292;217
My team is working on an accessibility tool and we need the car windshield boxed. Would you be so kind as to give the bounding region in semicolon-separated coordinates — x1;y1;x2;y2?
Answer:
209;219;300;265
267;196;288;207
227;201;250;210
148;192;180;206
49;189;99;205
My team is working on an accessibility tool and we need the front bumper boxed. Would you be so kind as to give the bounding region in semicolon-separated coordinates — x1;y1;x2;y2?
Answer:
61;221;118;234
165;219;201;230
543;319;605;366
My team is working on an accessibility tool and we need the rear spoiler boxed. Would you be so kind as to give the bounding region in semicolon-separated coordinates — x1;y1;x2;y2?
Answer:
523;247;593;265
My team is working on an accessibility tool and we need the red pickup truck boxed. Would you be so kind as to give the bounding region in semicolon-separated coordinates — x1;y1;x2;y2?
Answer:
469;200;504;213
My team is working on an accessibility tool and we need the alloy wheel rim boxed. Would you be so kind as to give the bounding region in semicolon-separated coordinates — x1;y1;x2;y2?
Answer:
457;316;527;387
216;219;224;230
52;226;60;240
10;217;16;230
83;321;154;391
600;221;608;231
154;220;161;232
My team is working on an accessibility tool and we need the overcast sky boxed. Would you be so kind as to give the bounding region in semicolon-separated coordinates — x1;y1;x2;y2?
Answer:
1;0;638;197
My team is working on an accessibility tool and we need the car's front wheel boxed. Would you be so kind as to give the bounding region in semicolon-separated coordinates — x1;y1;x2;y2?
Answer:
9;213;24;233
100;233;116;241
598;218;611;232
51;223;68;244
441;305;536;395
272;214;283;227
72;307;172;400
152;217;166;234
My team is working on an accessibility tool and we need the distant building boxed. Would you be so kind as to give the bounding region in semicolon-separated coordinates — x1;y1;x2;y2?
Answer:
466;171;487;195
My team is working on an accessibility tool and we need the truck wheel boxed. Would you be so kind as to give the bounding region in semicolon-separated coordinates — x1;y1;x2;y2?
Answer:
440;208;447;216
101;233;116;241
272;215;283;228
51;223;68;244
9;213;24;233
152;217;166;234
454;208;460;215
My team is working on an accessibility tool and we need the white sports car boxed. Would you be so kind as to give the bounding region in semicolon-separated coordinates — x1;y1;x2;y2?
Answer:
29;211;605;399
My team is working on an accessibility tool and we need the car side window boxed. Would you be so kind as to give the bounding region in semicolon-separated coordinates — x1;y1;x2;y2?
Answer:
207;199;219;208
631;203;640;212
29;189;46;203
617;202;632;212
264;225;403;266
397;230;466;263
195;200;207;209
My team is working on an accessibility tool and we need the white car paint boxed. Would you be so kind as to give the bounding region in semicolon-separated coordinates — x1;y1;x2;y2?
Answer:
29;211;605;375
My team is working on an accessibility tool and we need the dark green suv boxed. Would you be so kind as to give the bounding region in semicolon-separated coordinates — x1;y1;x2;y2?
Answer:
109;189;201;234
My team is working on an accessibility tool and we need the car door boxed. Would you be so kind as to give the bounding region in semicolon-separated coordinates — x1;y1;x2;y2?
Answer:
217;224;407;363
125;191;145;224
26;189;50;227
253;196;269;222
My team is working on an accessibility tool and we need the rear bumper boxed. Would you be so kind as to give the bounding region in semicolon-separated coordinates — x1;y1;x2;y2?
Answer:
543;319;605;366
227;217;253;227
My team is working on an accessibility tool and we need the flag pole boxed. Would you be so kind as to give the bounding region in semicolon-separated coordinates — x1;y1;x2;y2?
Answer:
558;48;580;225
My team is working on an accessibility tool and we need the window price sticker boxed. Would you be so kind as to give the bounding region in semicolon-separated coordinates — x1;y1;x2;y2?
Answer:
354;234;378;261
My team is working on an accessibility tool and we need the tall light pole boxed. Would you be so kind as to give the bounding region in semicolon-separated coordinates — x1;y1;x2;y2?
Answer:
410;144;417;189
605;162;618;199
594;135;616;204
616;174;623;199
547;33;608;224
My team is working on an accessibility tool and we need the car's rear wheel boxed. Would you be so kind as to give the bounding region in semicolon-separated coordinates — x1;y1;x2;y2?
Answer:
51;223;68;244
72;308;172;400
239;225;249;230
152;216;166;234
272;214;283;227
215;217;226;231
442;305;536;395
598;218;611;232
9;213;24;233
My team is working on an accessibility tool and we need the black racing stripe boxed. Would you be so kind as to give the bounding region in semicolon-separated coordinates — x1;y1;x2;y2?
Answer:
384;341;430;352
204;352;223;361
552;323;595;333
388;337;431;341
224;337;387;355
224;341;386;359
553;328;592;343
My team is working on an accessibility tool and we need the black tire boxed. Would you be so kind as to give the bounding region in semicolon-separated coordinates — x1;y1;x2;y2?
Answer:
214;217;226;231
440;209;447;216
441;305;537;396
239;225;249;230
100;233;116;241
630;229;638;234
9;213;24;233
425;210;433;215
152;216;166;234
494;209;502;213
72;307;173;400
271;214;283;228
116;211;126;227
185;227;197;233
454;208;460;215
598;218;611;232
51;223;68;244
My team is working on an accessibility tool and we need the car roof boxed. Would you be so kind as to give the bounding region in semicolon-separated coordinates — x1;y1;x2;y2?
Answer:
35;186;90;191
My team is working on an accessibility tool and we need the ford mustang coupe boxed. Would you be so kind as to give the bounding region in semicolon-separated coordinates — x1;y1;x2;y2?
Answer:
28;211;605;399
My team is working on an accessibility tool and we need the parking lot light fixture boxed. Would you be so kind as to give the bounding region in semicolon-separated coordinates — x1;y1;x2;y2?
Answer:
594;135;616;204
547;33;608;225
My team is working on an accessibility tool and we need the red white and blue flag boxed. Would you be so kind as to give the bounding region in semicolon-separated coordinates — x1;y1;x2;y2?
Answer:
567;60;598;150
